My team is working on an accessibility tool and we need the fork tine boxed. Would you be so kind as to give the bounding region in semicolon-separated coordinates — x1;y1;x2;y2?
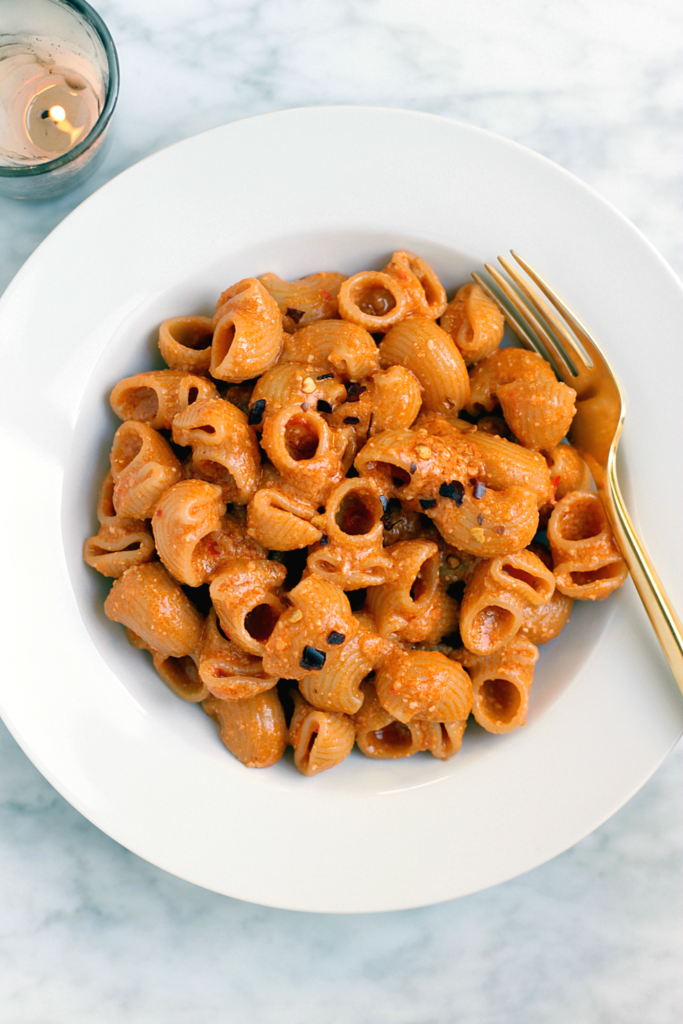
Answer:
509;251;604;370
497;255;587;377
483;263;577;383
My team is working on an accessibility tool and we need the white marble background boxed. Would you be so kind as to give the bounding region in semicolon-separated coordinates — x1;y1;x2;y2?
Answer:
1;0;682;1020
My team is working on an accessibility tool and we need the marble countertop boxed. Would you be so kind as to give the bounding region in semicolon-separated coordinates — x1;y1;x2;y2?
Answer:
1;0;681;1020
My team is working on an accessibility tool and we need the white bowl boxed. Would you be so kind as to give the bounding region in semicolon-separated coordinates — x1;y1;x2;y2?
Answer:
1;107;681;912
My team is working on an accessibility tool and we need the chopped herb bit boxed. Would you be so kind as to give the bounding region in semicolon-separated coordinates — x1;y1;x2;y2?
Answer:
317;372;335;380
319;533;329;546
473;481;486;500
317;400;332;413
439;480;465;505
327;630;345;645
420;498;437;510
286;307;305;323
410;462;417;474
343;416;360;424
300;645;326;671
247;398;266;425
477;512;484;525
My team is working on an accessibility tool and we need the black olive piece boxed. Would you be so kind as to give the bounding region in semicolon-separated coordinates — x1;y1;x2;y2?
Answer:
477;512;484;525
247;399;266;425
326;631;345;645
439;480;465;505
319;534;329;546
343;416;360;425
317;400;332;413
300;645;327;671
419;498;437;510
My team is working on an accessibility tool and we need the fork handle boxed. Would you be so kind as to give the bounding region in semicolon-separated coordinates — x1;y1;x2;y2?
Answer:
598;459;683;695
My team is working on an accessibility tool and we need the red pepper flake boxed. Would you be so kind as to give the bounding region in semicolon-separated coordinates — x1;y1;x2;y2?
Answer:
214;668;229;678
477;512;484;525
286;307;305;323
551;475;561;500
495;525;505;535
300;402;310;411
366;411;374;441
473;481;486;500
320;289;330;301
409;461;417;474
155;509;163;517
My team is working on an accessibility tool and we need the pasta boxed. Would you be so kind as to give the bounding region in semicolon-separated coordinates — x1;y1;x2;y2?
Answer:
87;249;627;775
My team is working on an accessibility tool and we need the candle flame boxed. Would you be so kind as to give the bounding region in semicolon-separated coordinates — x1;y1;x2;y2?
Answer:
48;105;86;146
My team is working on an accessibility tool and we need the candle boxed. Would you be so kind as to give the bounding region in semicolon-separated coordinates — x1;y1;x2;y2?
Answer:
0;0;118;200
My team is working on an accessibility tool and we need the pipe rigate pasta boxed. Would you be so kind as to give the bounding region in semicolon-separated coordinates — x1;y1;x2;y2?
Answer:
440;282;504;365
88;249;628;774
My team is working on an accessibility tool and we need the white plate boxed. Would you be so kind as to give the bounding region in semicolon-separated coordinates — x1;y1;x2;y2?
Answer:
1;107;681;913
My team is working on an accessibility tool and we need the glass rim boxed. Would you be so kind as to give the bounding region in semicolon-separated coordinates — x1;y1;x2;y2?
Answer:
0;0;120;178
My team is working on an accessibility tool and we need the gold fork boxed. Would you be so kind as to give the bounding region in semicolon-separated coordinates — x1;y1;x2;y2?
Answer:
473;251;683;694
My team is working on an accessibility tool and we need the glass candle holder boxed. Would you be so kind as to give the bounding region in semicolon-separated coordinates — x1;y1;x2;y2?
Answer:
0;0;119;200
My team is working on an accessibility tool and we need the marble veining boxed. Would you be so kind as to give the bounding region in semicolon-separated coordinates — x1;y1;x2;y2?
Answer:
1;0;681;1020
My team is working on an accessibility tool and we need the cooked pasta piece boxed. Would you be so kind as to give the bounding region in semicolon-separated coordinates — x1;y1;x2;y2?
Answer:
210;558;287;657
519;589;574;645
126;628;210;702
246;487;322;551
152;479;262;586
328;366;423;448
259;271;347;332
366;539;444;640
172;396;261;504
459;550;553;656
110;420;182;519
426;484;540;557
381;250;448;319
466;347;557;416
110;370;217;430
104;563;204;657
197;610;278;699
211;277;283;382
262;574;358;681
379;317;470;413
497;378;577;451
248;363;347;427
202;689;287;768
289;690;356;776
338;270;410;333
548;491;627;599
455;636;539;734
83;516;155;578
280;319;381;379
355;427;484;503
353;682;434;759
374;647;473;724
298;611;388;714
418;411;553;507
440;282;504;365
260;405;350;506
306;478;395;589
544;443;591;501
158;316;215;373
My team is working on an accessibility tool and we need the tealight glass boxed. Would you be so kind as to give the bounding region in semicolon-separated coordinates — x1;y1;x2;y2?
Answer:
0;0;119;200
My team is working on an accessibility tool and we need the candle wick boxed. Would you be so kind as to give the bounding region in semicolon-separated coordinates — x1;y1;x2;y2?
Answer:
41;110;50;120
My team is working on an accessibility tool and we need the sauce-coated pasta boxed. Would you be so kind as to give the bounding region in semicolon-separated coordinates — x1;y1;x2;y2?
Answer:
86;249;627;774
